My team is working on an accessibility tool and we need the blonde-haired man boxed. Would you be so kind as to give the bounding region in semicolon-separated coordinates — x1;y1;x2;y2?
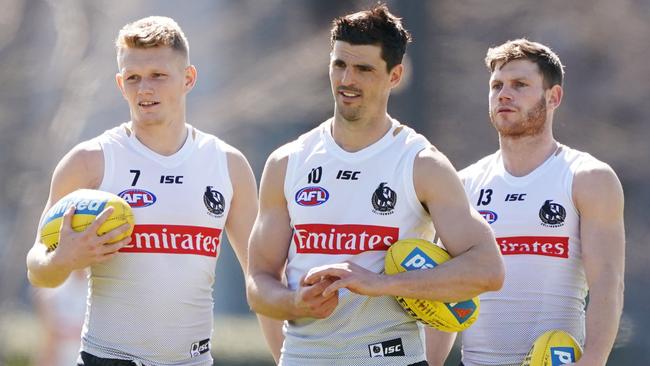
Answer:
27;16;279;366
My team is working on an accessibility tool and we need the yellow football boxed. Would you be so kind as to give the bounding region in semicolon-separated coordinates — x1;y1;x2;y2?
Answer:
39;189;134;251
521;330;583;366
385;238;480;332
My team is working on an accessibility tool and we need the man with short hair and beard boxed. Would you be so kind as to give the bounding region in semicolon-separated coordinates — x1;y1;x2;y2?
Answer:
428;39;625;366
247;5;504;365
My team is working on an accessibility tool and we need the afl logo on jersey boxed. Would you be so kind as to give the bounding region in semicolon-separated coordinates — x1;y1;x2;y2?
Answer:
539;199;566;227
295;186;329;206
204;186;226;217
479;210;498;224
118;189;156;208
372;182;396;215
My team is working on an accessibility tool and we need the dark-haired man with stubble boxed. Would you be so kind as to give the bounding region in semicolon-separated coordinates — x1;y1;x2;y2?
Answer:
429;39;625;366
247;5;504;365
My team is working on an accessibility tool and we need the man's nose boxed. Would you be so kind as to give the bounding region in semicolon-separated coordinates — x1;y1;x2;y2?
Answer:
138;79;154;94
497;86;513;102
340;68;355;85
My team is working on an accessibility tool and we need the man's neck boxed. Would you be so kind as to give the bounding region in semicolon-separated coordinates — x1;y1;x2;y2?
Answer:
331;112;392;152
130;117;188;156
499;133;559;177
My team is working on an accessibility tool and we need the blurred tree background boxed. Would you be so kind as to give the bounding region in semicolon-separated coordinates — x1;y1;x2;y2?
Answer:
0;0;647;365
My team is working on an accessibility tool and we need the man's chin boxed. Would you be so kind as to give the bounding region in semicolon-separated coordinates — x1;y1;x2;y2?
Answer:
133;116;164;126
336;107;362;122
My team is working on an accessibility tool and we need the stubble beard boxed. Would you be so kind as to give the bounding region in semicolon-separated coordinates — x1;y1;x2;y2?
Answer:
490;96;547;139
336;101;363;122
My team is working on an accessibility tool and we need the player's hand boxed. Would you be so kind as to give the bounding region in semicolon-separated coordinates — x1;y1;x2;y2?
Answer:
304;262;384;297
292;275;339;319
49;205;132;270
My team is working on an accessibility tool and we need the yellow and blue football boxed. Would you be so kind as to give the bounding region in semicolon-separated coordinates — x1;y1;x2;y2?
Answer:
521;330;583;366
39;189;134;251
385;238;480;332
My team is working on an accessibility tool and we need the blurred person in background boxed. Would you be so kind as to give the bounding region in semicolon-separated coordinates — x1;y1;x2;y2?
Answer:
32;269;88;366
427;39;625;366
26;16;280;366
246;4;504;365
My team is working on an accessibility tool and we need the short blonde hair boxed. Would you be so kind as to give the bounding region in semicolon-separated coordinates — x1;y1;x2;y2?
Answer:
115;16;189;64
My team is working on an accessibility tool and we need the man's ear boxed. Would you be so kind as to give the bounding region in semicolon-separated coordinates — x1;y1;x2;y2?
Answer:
184;65;197;92
389;64;403;88
547;84;563;110
115;73;127;100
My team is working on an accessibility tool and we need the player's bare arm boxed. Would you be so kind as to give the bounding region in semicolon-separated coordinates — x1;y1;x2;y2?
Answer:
26;141;132;288
223;147;259;281
222;147;284;362
424;167;466;365
572;160;625;366
247;147;339;321
305;147;504;301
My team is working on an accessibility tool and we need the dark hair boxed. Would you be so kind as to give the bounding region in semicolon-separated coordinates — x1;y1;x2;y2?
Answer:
485;38;564;88
330;4;412;72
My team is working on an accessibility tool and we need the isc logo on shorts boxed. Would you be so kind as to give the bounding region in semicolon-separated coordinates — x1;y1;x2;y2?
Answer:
550;347;576;365
190;338;210;358
368;338;405;357
401;248;437;270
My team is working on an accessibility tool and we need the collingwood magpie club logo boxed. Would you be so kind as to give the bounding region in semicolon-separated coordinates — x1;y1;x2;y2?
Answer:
204;186;225;217
372;182;396;215
539;199;566;227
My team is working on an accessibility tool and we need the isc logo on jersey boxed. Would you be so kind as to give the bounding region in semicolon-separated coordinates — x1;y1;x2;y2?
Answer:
295;186;329;206
119;189;156;208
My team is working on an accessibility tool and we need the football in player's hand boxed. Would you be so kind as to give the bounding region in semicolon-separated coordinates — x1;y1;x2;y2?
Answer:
39;189;134;251
385;238;480;332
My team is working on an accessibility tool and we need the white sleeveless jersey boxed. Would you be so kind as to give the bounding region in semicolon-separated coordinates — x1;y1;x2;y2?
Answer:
281;118;435;366
459;146;592;366
81;123;233;366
